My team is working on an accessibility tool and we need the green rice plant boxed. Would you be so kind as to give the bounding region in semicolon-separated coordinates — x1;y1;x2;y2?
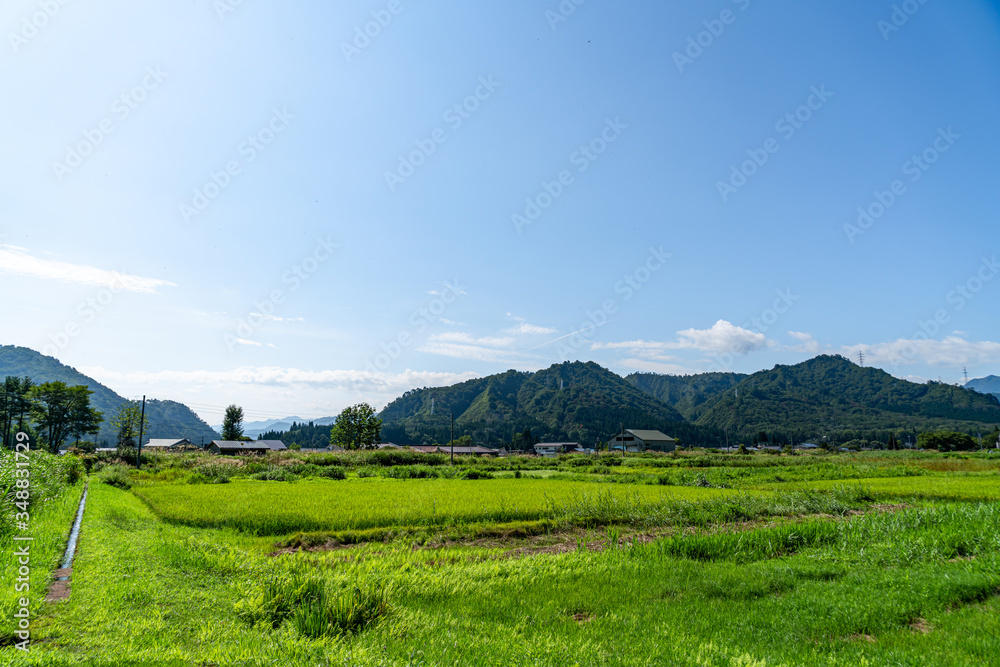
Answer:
651;521;840;563
289;583;391;638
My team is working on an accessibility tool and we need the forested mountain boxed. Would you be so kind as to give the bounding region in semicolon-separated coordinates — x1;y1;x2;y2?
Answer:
380;361;710;448
689;355;1000;444
625;371;747;421
259;421;333;449
966;375;1000;400
0;345;218;446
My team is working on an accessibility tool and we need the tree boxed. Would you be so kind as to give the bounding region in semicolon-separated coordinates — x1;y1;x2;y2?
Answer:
110;400;150;449
68;386;103;445
2;376;34;449
28;382;102;453
222;405;245;441
330;403;382;450
916;430;978;452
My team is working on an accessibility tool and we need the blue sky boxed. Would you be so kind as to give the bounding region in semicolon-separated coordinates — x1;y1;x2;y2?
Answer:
2;0;998;425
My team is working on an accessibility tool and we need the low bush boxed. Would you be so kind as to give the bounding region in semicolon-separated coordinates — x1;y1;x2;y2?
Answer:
97;464;133;491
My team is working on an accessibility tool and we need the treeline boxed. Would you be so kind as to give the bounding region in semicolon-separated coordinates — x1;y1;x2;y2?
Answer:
259;421;333;449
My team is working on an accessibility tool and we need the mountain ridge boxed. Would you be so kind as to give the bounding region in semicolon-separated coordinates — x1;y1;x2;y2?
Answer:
0;345;218;446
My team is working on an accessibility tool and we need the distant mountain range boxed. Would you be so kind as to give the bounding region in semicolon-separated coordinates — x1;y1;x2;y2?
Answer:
966;375;1000;400
212;415;337;440
382;356;1000;446
0;345;218;446
380;361;708;447
4;344;996;450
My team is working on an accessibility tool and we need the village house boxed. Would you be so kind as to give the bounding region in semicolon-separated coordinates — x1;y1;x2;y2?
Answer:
607;429;677;453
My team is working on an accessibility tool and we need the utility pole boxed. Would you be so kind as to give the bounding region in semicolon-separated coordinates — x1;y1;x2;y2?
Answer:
135;396;146;470
619;422;624;456
450;412;455;465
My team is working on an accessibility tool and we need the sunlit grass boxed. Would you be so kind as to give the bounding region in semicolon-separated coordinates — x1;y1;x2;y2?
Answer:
132;478;739;535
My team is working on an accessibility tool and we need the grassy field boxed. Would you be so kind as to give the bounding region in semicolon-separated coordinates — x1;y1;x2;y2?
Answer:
755;473;1000;502
132;478;740;534
3;449;999;665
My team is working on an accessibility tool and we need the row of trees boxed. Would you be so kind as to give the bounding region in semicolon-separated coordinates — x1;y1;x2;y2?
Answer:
1;376;158;454
2;378;103;453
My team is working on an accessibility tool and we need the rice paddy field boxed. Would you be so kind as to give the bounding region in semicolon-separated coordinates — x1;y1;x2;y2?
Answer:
3;449;1000;666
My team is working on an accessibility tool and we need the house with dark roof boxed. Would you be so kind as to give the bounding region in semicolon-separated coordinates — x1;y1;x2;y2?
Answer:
607;429;677;453
256;440;288;452
209;440;272;455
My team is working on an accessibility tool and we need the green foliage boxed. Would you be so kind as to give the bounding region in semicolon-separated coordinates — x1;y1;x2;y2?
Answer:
917;430;979;452
28;381;103;452
694;355;1000;444
221;404;245;441
109;400;149;448
380;361;698;447
97;464;133;490
330;403;382;450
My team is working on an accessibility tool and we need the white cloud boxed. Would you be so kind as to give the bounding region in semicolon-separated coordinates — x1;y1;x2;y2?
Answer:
249;313;305;323
418;332;520;363
505;322;557;336
674;320;770;355
841;336;1000;368
788;331;821;355
593;321;771;358
0;245;176;293
233;338;261;347
80;365;480;395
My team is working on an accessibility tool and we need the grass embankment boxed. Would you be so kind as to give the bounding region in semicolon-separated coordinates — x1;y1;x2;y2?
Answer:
130;478;737;535
0;451;85;646
756;474;1000;502
6;482;999;666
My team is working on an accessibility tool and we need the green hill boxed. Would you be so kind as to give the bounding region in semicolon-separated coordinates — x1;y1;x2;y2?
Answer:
0;345;218;446
625;371;747;421
690;355;1000;443
380;361;706;448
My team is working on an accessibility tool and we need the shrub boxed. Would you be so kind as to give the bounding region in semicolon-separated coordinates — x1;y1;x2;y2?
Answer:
460;468;491;480
97;464;133;490
318;467;346;480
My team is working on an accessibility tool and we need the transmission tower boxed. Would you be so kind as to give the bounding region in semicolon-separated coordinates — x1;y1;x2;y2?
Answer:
858;352;865;367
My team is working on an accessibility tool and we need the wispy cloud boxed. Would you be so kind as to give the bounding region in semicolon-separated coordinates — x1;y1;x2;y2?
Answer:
0;245;176;293
593;320;771;358
503;315;557;336
418;332;521;363
79;365;480;394
841;336;1000;368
